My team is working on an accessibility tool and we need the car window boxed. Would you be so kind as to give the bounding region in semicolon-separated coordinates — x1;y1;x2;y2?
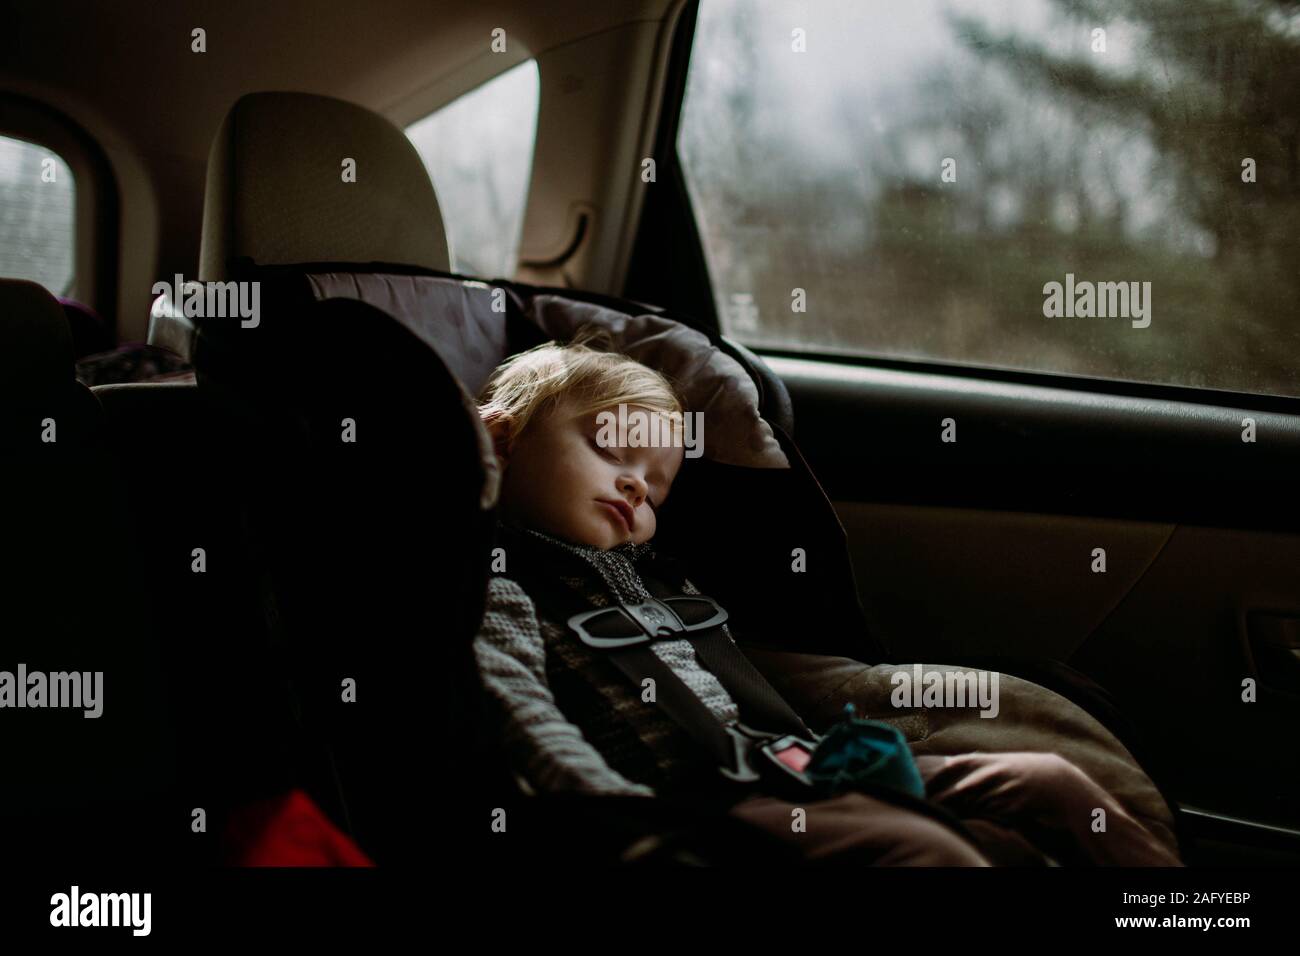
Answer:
406;60;540;279
678;0;1300;399
0;133;75;296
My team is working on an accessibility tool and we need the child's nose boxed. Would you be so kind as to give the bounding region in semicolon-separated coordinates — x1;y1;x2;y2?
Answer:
618;473;647;504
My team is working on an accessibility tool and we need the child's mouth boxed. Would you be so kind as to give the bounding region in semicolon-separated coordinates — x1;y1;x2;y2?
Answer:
597;499;634;533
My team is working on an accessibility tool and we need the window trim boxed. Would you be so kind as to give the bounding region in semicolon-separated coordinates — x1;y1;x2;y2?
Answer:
753;342;1300;420
0;93;119;334
622;0;720;335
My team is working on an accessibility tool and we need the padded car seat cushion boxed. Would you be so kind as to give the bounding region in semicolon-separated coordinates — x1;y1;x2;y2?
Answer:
299;271;790;469
192;262;790;470
742;649;1180;859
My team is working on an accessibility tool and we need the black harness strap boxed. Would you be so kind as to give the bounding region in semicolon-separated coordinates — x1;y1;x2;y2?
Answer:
603;644;738;770
638;571;814;741
498;529;817;776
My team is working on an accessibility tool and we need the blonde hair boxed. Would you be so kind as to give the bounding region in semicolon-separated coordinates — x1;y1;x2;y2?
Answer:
478;325;683;445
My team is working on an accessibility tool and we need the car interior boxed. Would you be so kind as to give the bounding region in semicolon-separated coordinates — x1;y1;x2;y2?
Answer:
4;0;1299;893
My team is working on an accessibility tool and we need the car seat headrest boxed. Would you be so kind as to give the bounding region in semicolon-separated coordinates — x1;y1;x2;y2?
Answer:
198;92;450;281
58;296;114;358
526;293;790;470
297;271;791;469
0;278;74;398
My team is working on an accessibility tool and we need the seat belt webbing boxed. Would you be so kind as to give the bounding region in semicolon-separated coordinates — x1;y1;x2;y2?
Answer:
500;538;815;772
639;571;814;741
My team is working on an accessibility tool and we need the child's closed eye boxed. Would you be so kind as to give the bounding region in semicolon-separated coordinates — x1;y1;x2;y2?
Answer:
589;436;622;463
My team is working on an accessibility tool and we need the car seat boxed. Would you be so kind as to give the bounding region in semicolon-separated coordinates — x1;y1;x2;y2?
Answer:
0;278;306;865
170;92;503;865
0;278;175;860
167;91;1182;864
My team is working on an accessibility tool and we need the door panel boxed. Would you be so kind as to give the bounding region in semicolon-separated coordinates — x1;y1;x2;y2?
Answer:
837;502;1175;663
1077;524;1300;826
766;353;1300;846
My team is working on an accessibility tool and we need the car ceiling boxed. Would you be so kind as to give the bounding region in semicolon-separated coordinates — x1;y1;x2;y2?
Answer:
1;0;677;163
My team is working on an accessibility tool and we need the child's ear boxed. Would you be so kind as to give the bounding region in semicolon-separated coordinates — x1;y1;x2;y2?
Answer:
484;413;515;464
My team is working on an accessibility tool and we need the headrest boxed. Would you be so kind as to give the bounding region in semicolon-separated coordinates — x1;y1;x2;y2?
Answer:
198;92;450;281
58;296;114;358
299;271;791;469
0;279;74;398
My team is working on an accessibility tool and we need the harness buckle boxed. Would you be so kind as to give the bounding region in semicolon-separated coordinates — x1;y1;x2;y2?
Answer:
719;720;819;790
569;595;729;650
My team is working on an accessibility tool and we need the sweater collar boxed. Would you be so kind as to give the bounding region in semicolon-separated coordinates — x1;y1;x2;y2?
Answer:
500;518;655;560
498;518;657;604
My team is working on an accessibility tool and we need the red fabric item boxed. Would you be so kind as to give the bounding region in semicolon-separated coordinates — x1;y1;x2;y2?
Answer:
224;789;375;867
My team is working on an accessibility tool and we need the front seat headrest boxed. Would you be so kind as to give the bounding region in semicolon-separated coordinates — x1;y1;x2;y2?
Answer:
0;278;74;399
198;91;450;281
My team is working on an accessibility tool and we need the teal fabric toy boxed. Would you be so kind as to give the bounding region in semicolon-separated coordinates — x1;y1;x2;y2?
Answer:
805;703;927;800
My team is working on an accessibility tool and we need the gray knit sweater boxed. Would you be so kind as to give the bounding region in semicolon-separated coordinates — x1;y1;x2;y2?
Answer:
472;524;742;798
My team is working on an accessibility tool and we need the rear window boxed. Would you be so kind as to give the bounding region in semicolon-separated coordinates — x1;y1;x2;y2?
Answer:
0;133;75;295
406;60;539;279
678;0;1300;399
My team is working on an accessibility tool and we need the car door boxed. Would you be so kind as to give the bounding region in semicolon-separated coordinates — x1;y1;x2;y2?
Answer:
625;0;1300;864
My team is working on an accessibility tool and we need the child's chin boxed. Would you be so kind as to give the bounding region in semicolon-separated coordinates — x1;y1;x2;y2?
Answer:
567;524;616;550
